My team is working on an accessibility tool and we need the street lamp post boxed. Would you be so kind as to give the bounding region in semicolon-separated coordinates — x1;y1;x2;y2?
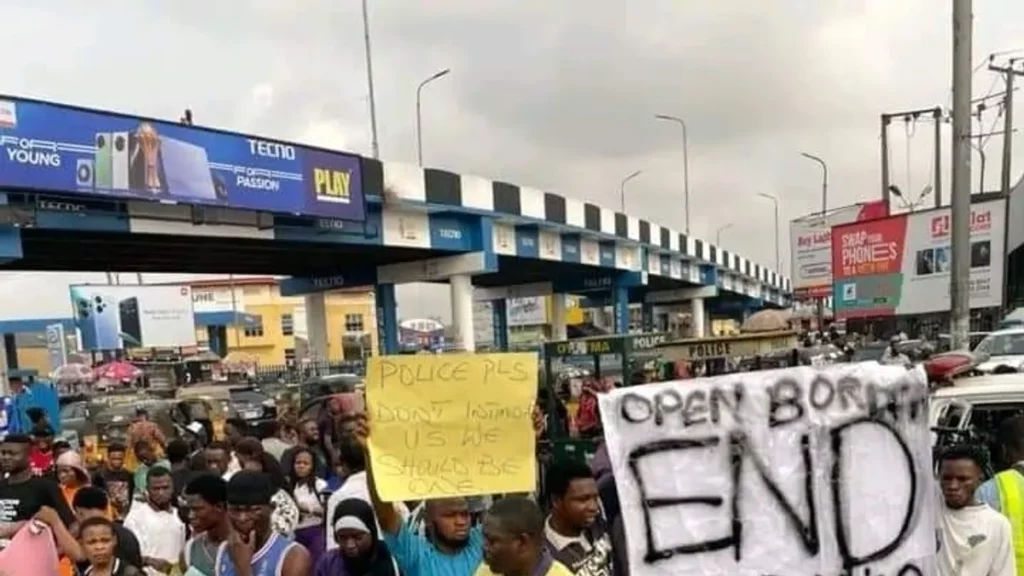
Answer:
800;151;829;330
619;170;642;212
715;223;733;246
800;152;829;215
756;193;780;272
888;184;934;212
654;114;691;235
361;0;380;159
416;68;451;166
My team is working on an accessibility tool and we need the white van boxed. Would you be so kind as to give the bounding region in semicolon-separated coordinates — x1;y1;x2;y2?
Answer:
931;373;1024;447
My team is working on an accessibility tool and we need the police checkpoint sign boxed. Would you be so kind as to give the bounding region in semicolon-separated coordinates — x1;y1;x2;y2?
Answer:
599;363;936;576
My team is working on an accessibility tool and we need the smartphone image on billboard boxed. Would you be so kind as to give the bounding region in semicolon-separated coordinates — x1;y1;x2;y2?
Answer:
160;136;217;201
94;133;113;189
91;293;122;350
119;297;142;347
111;131;131;190
75;158;94;188
71;290;99;350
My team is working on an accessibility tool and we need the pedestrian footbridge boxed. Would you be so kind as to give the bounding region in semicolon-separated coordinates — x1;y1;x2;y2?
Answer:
0;95;792;354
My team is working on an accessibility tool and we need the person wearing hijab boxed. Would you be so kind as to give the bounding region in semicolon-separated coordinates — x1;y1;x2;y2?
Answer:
316;498;398;576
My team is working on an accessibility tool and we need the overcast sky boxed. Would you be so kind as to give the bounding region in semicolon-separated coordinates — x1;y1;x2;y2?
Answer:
2;1;1024;322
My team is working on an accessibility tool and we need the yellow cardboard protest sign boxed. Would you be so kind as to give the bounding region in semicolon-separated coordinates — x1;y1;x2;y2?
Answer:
365;352;538;502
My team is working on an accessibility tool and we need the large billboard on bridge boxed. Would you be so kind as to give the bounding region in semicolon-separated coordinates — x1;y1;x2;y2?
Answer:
0;96;365;221
70;284;197;350
832;198;1005;318
789;200;888;300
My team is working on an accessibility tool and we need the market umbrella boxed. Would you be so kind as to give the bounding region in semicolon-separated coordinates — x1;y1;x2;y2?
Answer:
48;363;94;382
93;361;143;382
740;309;793;333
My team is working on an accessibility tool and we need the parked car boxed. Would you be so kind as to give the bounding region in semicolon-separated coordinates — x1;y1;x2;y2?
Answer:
59;401;90;448
300;374;363;398
930;372;1024;474
849;339;928;363
228;386;278;438
973;328;1024;374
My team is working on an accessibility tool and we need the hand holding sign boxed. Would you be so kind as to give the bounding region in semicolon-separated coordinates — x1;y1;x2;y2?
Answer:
365;353;538;502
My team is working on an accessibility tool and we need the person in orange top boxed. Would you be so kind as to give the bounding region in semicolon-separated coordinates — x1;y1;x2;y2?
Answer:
56;450;94;576
127;408;167;458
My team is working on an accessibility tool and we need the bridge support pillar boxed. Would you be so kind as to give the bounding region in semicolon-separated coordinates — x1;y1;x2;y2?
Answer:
375;284;398;355
613;286;630;334
491;300;508;352
305;293;329;362
450;275;476;352
691;297;706;338
550;295;568;341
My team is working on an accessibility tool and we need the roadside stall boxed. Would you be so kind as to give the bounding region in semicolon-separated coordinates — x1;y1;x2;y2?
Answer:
181;350;223;384
656;330;801;377
540;332;671;463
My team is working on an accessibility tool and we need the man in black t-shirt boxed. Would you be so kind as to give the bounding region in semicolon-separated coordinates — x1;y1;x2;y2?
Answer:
0;434;74;545
92;443;135;521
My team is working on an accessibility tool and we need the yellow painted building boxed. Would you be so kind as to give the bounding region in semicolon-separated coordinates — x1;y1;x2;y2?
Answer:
192;277;378;365
15;340;51;375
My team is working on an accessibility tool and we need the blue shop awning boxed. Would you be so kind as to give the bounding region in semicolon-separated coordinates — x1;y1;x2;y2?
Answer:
194;311;261;327
0;317;77;334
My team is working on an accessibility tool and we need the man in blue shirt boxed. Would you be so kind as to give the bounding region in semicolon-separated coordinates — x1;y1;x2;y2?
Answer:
3;377;60;436
353;414;484;576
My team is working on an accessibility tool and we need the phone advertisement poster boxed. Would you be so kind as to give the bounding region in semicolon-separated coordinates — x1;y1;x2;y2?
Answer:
0;96;365;221
69;284;197;350
832;198;1005;318
788;200;889;300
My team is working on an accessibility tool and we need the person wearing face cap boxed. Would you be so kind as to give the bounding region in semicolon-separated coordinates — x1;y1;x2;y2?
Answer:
315;498;398;576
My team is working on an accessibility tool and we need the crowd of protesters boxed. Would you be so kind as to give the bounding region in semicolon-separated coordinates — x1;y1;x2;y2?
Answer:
0;389;625;576
4;373;1024;575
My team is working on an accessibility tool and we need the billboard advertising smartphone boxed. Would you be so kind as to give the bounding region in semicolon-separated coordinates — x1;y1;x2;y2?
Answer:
69;284;196;350
832;198;1005;318
0;96;365;221
789;200;889;299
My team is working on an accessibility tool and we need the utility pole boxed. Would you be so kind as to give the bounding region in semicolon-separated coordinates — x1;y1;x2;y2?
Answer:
989;59;1024;195
950;0;973;350
881;107;945;208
